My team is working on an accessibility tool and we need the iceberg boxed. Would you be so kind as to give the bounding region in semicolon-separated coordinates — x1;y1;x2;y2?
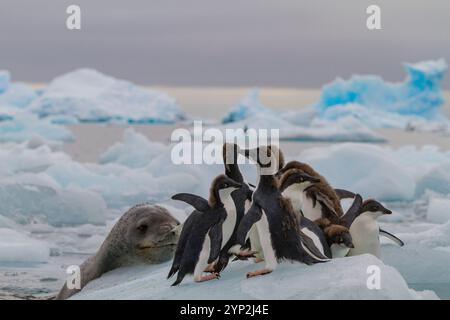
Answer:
72;254;437;300
0;70;10;94
0;83;38;109
99;128;166;168
30;69;186;124
315;59;448;127
299;143;416;201
416;160;450;196
297;143;450;202
0;182;109;227
222;89;273;124
0;228;49;263
0;115;74;143
427;197;450;223
217;112;385;143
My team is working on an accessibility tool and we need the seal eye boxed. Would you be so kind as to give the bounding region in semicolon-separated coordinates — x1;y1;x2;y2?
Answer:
137;224;148;233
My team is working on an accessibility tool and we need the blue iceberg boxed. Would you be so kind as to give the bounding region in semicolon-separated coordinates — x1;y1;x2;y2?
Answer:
30;69;187;124
315;59;448;122
222;89;274;123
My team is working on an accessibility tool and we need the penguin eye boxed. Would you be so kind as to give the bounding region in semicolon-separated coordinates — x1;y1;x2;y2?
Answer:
223;183;229;188
137;224;148;233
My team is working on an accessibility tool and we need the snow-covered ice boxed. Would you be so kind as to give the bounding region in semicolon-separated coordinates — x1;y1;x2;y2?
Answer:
72;254;437;300
30;69;186;124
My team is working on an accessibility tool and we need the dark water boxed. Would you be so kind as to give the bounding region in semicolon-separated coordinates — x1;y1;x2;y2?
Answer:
409;283;450;300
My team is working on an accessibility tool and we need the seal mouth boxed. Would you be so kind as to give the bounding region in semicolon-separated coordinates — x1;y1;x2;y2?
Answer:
137;243;177;250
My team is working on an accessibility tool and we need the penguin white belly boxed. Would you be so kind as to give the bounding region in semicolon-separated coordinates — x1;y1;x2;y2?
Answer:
194;233;211;281
331;244;350;258
281;185;303;220
249;225;263;260
300;195;323;221
221;195;237;248
255;210;277;270
347;215;381;258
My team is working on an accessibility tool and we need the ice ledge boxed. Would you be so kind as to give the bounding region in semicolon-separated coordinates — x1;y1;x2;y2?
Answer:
72;254;438;300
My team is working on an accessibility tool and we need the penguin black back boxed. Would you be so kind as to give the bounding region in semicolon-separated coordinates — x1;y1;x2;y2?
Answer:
168;174;241;285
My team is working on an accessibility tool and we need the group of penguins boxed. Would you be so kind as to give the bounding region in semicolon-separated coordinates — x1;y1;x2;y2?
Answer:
168;143;404;286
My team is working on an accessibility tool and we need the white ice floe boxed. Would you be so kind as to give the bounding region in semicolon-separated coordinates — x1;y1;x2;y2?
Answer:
0;228;49;263
72;254;437;300
99;128;166;168
427;197;450;223
30;69;186;124
297;143;450;201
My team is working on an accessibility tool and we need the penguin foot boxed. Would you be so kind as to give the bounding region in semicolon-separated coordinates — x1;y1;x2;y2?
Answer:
204;263;216;273
246;268;273;278
196;273;220;282
236;249;257;258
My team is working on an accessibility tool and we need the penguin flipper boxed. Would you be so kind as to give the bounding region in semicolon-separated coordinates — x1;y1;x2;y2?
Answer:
299;229;331;262
167;211;201;279
379;228;404;247
208;218;225;264
172;193;210;212
236;204;263;246
341;194;363;228
335;188;356;199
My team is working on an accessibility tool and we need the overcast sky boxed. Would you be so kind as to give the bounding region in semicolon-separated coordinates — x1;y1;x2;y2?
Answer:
0;0;449;88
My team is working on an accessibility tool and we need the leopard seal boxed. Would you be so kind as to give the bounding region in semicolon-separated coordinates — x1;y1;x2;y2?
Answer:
56;204;181;299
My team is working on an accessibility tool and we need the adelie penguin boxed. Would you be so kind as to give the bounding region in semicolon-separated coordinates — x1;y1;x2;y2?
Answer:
210;143;254;273
339;193;404;258
168;174;242;286
231;145;330;279
277;161;343;224
336;189;404;258
278;169;355;259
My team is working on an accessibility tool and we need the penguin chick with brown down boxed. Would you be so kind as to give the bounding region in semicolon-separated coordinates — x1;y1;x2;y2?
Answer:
278;169;355;259
277;161;343;224
230;145;330;279
168;174;242;286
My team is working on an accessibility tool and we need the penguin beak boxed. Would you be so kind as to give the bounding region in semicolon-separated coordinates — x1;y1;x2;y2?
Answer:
232;182;242;189
301;173;320;183
239;148;256;162
342;233;354;248
383;209;392;215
